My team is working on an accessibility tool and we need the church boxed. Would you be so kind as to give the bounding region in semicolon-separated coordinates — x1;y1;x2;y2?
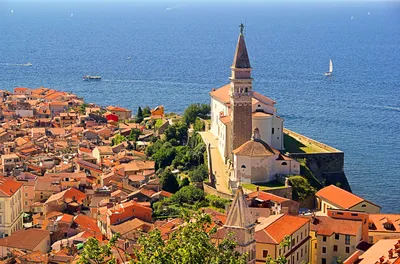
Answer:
209;25;300;187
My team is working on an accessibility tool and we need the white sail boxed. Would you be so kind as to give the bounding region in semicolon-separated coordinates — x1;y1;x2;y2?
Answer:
329;59;333;73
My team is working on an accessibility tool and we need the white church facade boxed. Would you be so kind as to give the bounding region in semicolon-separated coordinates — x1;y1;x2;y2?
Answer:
209;25;300;186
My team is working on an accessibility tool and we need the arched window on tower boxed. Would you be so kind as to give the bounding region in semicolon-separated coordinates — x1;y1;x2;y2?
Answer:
245;87;248;93
281;162;287;166
241;165;246;169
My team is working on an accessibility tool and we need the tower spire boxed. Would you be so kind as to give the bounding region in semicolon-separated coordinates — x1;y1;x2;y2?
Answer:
232;24;251;70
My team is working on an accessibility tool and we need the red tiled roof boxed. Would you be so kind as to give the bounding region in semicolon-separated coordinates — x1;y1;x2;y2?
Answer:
0;177;23;197
233;139;279;157
247;191;289;204
0;229;50;251
256;215;310;244
309;216;361;236
316;185;369;209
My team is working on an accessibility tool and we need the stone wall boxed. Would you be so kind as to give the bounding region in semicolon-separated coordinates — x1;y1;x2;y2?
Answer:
284;128;351;192
203;182;234;200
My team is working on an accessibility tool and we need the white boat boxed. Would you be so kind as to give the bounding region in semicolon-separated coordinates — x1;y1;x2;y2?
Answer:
23;62;32;67
324;59;333;76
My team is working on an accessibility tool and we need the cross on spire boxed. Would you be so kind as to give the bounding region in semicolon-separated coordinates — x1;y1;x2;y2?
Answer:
239;23;244;35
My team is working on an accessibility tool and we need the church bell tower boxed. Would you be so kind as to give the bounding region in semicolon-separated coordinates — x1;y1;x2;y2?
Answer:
230;24;253;157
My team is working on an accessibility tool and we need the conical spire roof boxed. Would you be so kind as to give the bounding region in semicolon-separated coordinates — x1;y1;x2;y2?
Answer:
225;186;254;228
232;32;251;69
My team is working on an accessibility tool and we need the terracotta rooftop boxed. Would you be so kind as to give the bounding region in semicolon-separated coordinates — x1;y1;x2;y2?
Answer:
309;215;362;236
247;190;290;204
0;229;50;251
0;176;23;197
369;214;400;232
233;139;279;157
255;214;310;244
316;185;379;209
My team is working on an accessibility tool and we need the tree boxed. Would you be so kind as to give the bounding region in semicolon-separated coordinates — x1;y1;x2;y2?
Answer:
170;185;204;204
165;121;188;145
189;164;209;183
78;234;120;264
194;117;205;131
152;142;176;169
128;128;142;141
142;106;151;118
180;177;190;188
132;214;248;264
136;106;143;123
160;168;180;193
183;103;211;125
111;134;126;146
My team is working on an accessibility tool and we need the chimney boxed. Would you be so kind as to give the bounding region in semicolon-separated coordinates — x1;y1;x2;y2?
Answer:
389;249;394;258
379;256;385;263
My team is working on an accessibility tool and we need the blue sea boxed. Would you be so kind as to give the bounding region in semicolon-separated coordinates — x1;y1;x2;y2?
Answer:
1;1;399;212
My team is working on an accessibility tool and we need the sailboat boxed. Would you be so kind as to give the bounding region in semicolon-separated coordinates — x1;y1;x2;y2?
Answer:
324;59;333;76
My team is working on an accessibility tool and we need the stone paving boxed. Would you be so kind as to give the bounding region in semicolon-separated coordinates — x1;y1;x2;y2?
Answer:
199;131;232;195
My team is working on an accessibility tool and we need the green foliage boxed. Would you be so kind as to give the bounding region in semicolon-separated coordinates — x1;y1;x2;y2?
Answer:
111;134;126;146
79;103;88;115
128;128;142;141
180;177;190;188
194;117;205;131
165;121;188;144
160;168;180;193
142;106;151;118
189;164;209;183
205;195;230;210
298;159;323;189
183;103;211;125
155;119;164;129
170;185;204;204
136;106;143;123
288;175;316;201
152;142;177;169
78;233;120;264
132;214;248;264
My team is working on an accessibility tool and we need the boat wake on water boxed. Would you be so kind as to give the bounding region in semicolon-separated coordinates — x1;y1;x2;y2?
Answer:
102;79;210;87
0;62;32;67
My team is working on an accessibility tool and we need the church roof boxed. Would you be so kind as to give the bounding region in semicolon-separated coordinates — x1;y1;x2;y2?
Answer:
232;34;251;69
225;186;254;228
210;84;230;104
233;139;279;157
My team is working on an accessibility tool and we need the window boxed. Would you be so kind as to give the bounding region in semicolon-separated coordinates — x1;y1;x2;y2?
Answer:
241;165;246;169
351;213;359;216
301;233;303;239
305;244;307;253
25;193;28;197
333;245;338;252
279;249;281;256
322;247;326;254
345;235;350;245
272;128;274;134
297;252;299;261
301;248;303;257
335;234;339;240
24;201;28;206
346;247;350;253
322;236;327;242
262;250;269;258
292;238;295;246
297;235;299;243
322;258;327;264
281;162;287;165
361;204;366;208
337;212;344;215
315;243;317;249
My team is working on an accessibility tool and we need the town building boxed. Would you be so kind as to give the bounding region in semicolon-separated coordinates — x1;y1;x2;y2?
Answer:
106;106;132;121
0;177;23;238
344;238;400;264
255;214;310;264
307;209;369;264
0;229;50;258
368;214;400;244
316;185;381;214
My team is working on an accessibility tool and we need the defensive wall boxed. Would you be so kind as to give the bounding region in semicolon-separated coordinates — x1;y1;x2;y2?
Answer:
283;128;351;192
